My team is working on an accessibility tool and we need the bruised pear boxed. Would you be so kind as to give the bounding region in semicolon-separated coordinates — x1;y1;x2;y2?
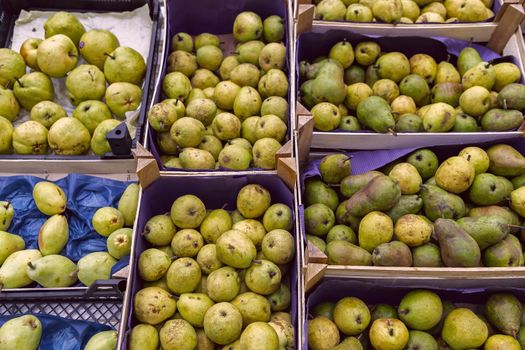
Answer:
134;286;177;325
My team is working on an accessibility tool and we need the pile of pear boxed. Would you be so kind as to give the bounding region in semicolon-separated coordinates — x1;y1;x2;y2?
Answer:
308;289;525;350
129;184;295;350
300;40;525;133
150;11;289;170
305;143;525;268
0;181;138;288
313;0;494;23
0;315;118;350
0;11;147;156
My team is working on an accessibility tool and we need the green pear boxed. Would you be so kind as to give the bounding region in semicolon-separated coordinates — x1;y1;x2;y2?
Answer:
138;248;171;281
26;254;78;287
485;293;522;337
104;46;146;85
231;291;272;327
13;72;54;111
485;334;521;350
44;11;85;45
442;308;488;349
237;40;264;66
19;38;42;71
206;266;240;302
170;117;205;147
38;214;68;256
105;82;142;118
405;330;438;350
0;49;26;88
369;318;409;350
216;229;256;268
171;32;194;52
77;251;117;286
0;230;24;265
219;55;240;81
178;293;215;327
171;229;204;257
462;62;496;90
200;209;232;244
214;81;240;110
372;0;403;22
0;87;20;121
129;324;159;350
334;297;371;335
203;302;243;345
239;322;279;350
194;33;220;49
167;50;198;76
457;47;482;77
212;112;241;140
233;86;262;119
196;244;223;274
218;145;252;170
0;249;42;288
398;290;443;330
376;52;410;83
263;15;284;42
316;0;347;20
263;203;293;232
163;72;192;100
179;148;216;169
134;286;177;325
90;119;120;155
457;0;490;21
142;214;176;246
33;181;66;215
148;102;178;132
435;61;461;84
72;100;112;134
196;45;223;71
198;135;223;161
117;183;139;227
493;63;521;92
48;117;91;155
37;34;78;77
230;63;260;88
0;314;42;350
346;3;374;21
30;101;66;129
252;138;281;169
107;227;132;259
92;207;124;236
166;257;202;294
236;184;271;219
308;316;340;350
66;64;106;105
170;194;206;229
233;11;263;42
261;229;294;264
79;29;120;69
245;259;281;295
84;330;117;350
259;43;286;72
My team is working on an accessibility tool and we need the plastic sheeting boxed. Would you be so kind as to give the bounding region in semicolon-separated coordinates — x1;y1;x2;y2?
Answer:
0;314;112;350
0;174;134;284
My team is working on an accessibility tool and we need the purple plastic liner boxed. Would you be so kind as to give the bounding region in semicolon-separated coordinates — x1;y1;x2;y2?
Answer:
302;278;525;349
122;174;298;349
149;0;291;172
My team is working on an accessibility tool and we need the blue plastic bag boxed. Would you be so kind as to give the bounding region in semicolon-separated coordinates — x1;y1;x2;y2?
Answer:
0;314;113;350
0;174;134;281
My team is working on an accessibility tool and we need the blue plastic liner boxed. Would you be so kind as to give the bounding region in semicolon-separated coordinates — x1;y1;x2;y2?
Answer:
0;174;134;282
0;314;112;350
303;278;525;349
150;0;292;171
122;174;299;349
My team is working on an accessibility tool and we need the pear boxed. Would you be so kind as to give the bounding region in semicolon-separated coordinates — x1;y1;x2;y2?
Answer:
142;214;176;246
33;181;66;215
263;15;284;42
487;144;525;177
0;314;42;350
92;207;124;236
66;64;106;105
163;72;192;100
166;257;202;294
268;318;294;350
260;43;286;72
232;292;271;326
177;293;215;327
457;0;490;21
232;219;266;248
334;297;371;335
485;334;521;350
38;214;68;256
233;11;263;42
237;40;264;66
435;61;461;84
167;50;197;76
198;135;223;161
372;0;403;22
48;117;91;155
134;286;177;325
159;319;197;350
485;293;522;337
237;184;271;219
457;47;483;77
373;79;400;104
138;248;171;281
315;0;347;20
13;72;54;111
442;308;488;349
216;230;256;269
90;119;121;155
369;318;409;350
0;88;20;122
30;101;66;129
0;249;42;288
0;230;25;265
44;11;85;45
493;63;521;92
462;62;496;90
355;42;381;66
261;229;294;264
267;283;291;312
252;138;281;169
412;243;444;267
245;259;281;295
171;229;203;257
148;101;178;132
359;211;394;253
399;74;430;107
398;290;443;330
394;214;432;247
107;227;132;259
105;82;142;118
458;146;489;174
203;302;243;345
118;183;139;227
511;187;525;217
435;156;475;193
77;251;117;286
72;100;112;135
239;322;279;350
391;95;417;116
171;32;193;52
170;194;206;229
407;149;439;179
179;148;216;169
27;254;78;287
200;209;232;244
308;316;340;350
84;330;117;350
195;33;220;49
79;29;120;69
206;266;240;302
37;34;78;77
0;49;26;88
104;46;146;85
410;54;437;83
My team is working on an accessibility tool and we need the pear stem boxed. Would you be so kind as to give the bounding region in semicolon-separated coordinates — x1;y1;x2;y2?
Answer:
27;261;35;269
387;128;397;136
103;52;115;60
252;259;262;264
14;77;23;88
446;54;451;63
503;99;508;110
507;224;525;230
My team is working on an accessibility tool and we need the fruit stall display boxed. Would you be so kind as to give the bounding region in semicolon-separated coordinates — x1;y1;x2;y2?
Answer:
305;278;525;350
296;29;525;149
0;0;160;159
146;0;294;171
118;174;298;349
0;174;138;295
